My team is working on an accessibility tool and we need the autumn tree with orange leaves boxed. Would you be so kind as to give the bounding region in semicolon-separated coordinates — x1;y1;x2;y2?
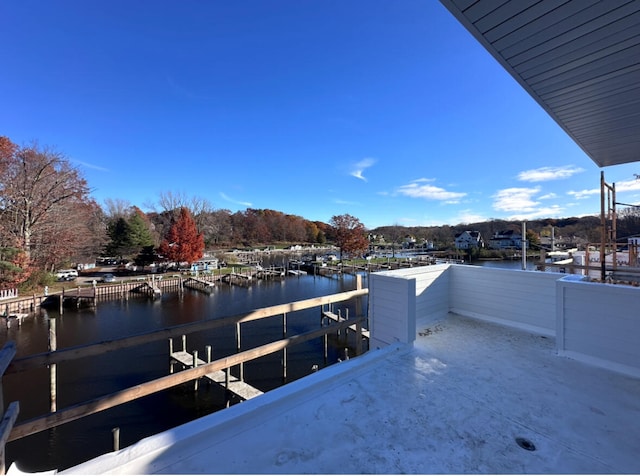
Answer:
159;207;204;264
330;213;369;260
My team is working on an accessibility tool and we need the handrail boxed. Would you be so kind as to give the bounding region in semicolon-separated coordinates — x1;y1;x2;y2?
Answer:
7;288;369;373
8;316;366;442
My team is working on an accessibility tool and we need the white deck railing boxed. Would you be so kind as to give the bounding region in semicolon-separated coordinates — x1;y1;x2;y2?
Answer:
369;264;640;378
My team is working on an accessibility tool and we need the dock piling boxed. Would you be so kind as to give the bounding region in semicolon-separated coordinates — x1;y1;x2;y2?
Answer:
112;427;120;451
193;351;199;391
48;318;57;413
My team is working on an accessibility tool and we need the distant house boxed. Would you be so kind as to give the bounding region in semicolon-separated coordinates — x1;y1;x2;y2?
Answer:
402;235;417;249
489;230;527;249
454;231;484;250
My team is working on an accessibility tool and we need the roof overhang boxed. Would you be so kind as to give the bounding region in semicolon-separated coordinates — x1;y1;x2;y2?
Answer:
440;0;640;167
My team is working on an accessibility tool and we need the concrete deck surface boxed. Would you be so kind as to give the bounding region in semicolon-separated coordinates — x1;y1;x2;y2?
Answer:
59;314;640;474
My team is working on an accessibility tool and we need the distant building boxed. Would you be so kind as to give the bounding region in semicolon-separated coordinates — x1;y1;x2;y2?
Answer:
402;235;417;249
454;231;484;250
489;230;527;250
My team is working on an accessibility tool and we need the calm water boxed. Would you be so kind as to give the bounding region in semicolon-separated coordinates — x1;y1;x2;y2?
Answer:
2;272;367;472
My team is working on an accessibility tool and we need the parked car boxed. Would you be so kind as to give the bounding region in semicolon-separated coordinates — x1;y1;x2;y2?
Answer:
102;274;116;283
55;269;78;281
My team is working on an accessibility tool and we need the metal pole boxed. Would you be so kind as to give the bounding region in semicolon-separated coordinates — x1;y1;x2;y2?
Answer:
601;171;606;281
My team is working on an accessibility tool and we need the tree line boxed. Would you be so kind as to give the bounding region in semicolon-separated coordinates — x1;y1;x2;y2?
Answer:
2;136;638;290
0;137;371;290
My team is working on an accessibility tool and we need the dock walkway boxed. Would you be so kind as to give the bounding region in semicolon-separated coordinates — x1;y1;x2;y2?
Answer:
183;277;216;293
322;309;370;339
170;350;263;401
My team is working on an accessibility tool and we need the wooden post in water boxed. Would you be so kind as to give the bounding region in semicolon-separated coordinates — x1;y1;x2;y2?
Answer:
356;274;363;318
112;427;120;451
192;351;199;391
235;322;243;381
282;313;287;382
355;320;363;356
168;338;175;374
324;333;328;365
224;368;230;408
345;308;349;336
48;317;57;413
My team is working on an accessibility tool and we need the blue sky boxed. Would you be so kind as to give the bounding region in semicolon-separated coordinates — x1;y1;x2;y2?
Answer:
2;1;639;229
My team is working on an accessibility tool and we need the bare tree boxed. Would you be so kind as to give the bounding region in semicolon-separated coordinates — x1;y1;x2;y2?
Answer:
0;141;92;264
103;198;133;220
152;190;215;231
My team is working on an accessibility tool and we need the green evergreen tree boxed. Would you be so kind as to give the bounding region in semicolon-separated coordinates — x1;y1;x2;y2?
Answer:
105;217;134;259
129;211;155;249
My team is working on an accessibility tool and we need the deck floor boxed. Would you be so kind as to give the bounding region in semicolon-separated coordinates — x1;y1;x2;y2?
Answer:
60;313;640;474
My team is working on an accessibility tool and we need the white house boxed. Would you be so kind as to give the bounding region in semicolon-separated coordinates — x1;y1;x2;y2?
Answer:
454;230;483;249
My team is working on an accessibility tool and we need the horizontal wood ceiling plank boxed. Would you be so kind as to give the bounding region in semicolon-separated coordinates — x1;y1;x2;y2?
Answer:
464;0;510;23
541;66;640;103
548;81;640;112
498;0;634;61
532;47;640;96
482;0;571;43
517;19;640;79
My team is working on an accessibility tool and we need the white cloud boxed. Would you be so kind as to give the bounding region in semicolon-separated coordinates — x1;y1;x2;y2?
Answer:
334;199;360;206
517;165;584;182
567;178;640;201
507;205;565;221
493;187;541;212
539;192;558;200
616;178;640;193
74;160;109;172
220;192;252;207
396;179;466;202
350;157;376;181
567;188;598;200
455;210;487;225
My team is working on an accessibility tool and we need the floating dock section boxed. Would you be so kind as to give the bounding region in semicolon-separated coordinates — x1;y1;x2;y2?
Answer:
322;306;370;339
169;336;263;401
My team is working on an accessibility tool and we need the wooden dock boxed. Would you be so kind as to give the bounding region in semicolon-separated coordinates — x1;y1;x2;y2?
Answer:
169;337;263;401
221;271;253;285
183;277;216;293
130;282;162;297
1;313;29;328
322;307;370;339
256;267;286;279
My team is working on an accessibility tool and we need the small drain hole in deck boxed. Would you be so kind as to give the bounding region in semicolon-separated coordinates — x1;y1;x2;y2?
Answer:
515;437;536;451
